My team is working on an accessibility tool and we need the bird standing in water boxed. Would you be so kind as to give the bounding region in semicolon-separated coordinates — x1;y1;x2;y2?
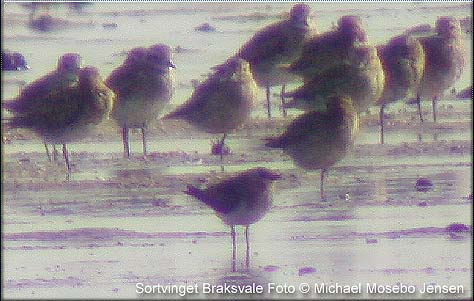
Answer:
5;67;115;176
237;3;312;118
266;96;359;201
185;167;281;271
406;16;465;123
107;44;175;158
164;58;257;169
376;34;425;144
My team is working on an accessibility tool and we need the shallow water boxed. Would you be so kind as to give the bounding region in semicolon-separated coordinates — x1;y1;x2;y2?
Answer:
2;2;473;300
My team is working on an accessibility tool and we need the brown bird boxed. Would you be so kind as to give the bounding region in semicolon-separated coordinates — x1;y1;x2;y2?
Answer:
106;44;175;158
266;96;359;201
237;3;312;118
407;16;465;123
376;34;425;144
5;66;115;174
284;46;385;114
14;53;83;161
185;167;281;271
289;15;367;81
164;58;257;166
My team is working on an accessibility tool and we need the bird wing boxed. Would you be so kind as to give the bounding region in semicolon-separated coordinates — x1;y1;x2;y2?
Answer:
238;21;293;65
107;63;167;99
14;71;78;114
266;111;326;148
202;175;255;214
165;76;238;120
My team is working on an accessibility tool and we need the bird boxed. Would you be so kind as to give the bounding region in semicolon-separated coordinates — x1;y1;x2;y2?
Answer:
5;53;83;162
406;16;465;123
265;96;359;201
283;45;385;114
288;15;367;81
5;66;115;175
106;44;175;158
236;3;312;118
185;167;281;271
2;51;29;71
376;34;425;144
163;58;257;168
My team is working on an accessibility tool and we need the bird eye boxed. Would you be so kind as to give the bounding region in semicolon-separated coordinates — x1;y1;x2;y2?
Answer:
98;92;106;98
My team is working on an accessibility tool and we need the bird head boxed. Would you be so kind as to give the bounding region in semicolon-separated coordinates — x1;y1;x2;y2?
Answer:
79;67;116;119
57;53;82;73
124;47;148;66
349;46;377;70
436;16;462;39
148;44;176;70
338;15;367;43
290;3;311;28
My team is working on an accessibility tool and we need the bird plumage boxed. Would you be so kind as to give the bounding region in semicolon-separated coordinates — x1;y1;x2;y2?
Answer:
284;46;385;113
185;167;281;225
164;58;257;134
237;3;312;87
377;34;425;106
266;96;359;171
106;44;175;128
289;15;367;80
6;66;115;144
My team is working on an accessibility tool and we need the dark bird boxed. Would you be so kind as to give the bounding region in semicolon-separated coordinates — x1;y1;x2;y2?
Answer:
284;46;385;114
376;34;425;144
185;167;281;271
237;3;312;118
2;51;29;71
164;58;257;167
266;96;359;201
289;15;367;81
106;44;175;158
5;53;82;162
407;17;465;122
5;66;115;174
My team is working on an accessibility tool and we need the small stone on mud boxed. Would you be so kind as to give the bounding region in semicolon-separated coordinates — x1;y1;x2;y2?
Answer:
263;265;279;272
298;266;316;276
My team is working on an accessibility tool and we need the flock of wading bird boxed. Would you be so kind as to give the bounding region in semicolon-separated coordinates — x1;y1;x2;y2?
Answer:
4;4;466;270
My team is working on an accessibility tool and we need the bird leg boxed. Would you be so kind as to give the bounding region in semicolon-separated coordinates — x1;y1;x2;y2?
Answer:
141;126;147;157
245;225;250;269
43;141;52;162
416;93;424;123
432;96;438;123
320;168;327;201
231;225;236;272
266;84;271;119
280;84;287;118
220;133;227;172
122;126;130;159
52;144;59;162
379;104;385;145
62;143;71;177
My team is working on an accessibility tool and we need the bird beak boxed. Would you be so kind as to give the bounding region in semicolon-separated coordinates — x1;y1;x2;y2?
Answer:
169;61;176;69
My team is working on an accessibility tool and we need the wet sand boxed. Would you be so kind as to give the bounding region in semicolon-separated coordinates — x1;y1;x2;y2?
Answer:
2;101;472;299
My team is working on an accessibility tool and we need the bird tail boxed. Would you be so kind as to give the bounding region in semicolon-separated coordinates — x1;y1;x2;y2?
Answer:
264;137;284;149
184;184;204;199
162;108;186;120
